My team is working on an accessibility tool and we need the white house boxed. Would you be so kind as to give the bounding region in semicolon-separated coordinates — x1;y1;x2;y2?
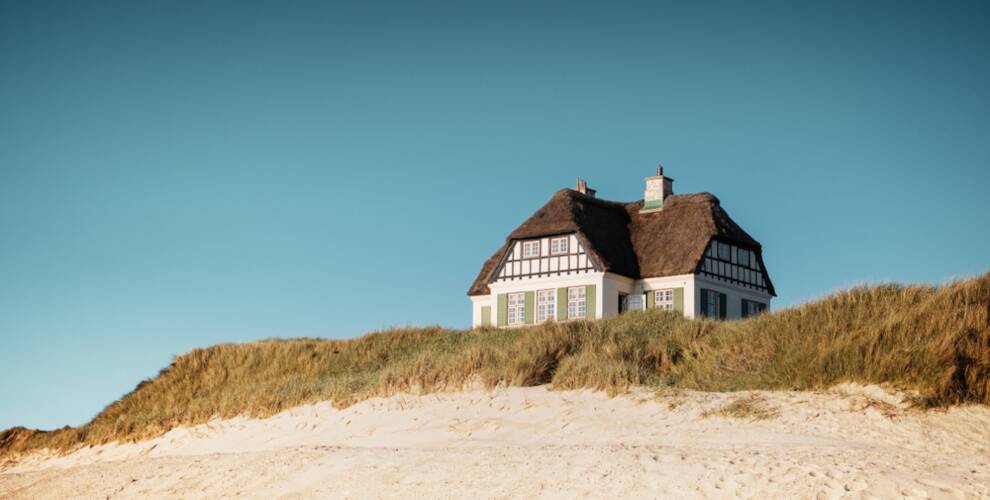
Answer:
468;166;775;327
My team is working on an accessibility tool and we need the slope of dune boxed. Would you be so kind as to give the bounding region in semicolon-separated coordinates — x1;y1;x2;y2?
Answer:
5;273;989;463
3;385;989;499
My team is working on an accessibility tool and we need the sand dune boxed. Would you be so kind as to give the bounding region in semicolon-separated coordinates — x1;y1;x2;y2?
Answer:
3;384;990;499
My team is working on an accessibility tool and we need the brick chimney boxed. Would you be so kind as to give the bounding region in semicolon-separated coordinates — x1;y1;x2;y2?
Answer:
576;178;596;197
640;164;673;212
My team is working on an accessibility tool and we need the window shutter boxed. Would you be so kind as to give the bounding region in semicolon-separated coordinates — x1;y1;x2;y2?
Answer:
585;285;596;319
524;291;535;324
646;290;655;309
673;287;684;314
699;289;709;317
719;292;727;319
481;306;492;327
557;288;568;321
497;294;507;327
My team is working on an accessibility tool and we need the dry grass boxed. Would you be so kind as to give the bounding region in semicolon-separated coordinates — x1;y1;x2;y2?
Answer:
702;394;780;421
2;273;989;461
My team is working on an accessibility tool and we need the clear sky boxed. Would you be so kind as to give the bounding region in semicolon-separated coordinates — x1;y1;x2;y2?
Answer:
2;0;989;430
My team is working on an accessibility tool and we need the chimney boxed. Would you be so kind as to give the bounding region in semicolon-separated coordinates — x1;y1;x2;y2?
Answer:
640;163;673;212
576;178;596;197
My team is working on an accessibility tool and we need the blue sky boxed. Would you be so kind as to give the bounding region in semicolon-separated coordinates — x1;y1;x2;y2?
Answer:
2;0;989;430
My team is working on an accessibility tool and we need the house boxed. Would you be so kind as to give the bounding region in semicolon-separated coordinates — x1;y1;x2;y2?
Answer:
467;166;775;327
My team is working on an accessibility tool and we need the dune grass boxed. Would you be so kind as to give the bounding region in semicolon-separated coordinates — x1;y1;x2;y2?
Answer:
701;394;780;421
2;273;989;460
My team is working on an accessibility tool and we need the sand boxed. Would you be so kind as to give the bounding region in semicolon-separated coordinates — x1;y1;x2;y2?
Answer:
2;384;990;499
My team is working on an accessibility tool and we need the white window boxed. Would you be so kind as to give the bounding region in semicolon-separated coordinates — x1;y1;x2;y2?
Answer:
567;286;586;319
550;237;569;255
654;289;674;311
522;241;540;258
537;289;556;322
507;293;525;325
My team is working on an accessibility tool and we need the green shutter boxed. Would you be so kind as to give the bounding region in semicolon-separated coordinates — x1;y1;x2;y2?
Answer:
673;287;684;314
497;294;507;327
524;291;535;324
557;288;568;321
646;290;654;309
719;292;727;319
481;306;491;327
585;285;596;319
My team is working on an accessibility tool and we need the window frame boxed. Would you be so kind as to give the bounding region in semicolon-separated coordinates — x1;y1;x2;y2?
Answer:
507;292;526;325
536;289;556;322
654;289;674;311
550;237;569;255
702;289;723;318
522;240;540;259
567;286;586;319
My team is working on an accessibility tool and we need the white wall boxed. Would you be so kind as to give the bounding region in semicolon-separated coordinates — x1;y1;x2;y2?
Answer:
485;272;606;327
602;272;636;317
639;274;696;318
470;294;493;328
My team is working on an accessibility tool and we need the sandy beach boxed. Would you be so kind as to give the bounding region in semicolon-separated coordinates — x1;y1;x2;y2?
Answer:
2;384;989;499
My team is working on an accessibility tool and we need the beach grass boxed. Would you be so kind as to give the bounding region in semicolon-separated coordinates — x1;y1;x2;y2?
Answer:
2;272;988;460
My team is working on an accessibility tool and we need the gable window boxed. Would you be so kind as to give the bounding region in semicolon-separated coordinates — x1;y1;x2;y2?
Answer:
522;241;540;258
567;286;586;319
537;289;556;322
742;299;767;318
654;289;674;311
550;237;569;255
718;242;731;260
507;293;525;325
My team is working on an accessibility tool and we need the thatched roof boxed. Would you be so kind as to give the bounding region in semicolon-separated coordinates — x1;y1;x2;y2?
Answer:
468;188;775;296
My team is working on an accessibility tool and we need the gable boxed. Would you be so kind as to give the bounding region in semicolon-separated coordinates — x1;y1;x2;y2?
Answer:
695;238;775;295
489;234;601;284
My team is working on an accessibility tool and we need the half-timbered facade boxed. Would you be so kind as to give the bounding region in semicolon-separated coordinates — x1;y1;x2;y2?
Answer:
468;166;775;327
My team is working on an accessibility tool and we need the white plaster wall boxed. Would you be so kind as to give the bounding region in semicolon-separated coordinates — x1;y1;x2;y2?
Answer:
470;294;494;328
638;274;697;318
693;274;773;319
602;272;636;318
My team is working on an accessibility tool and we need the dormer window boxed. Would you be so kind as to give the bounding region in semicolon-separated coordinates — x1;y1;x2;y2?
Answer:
550;237;569;255
522;241;540;258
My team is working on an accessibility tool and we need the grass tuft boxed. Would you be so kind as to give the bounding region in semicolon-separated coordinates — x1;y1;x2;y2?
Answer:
2;273;990;461
701;394;780;421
